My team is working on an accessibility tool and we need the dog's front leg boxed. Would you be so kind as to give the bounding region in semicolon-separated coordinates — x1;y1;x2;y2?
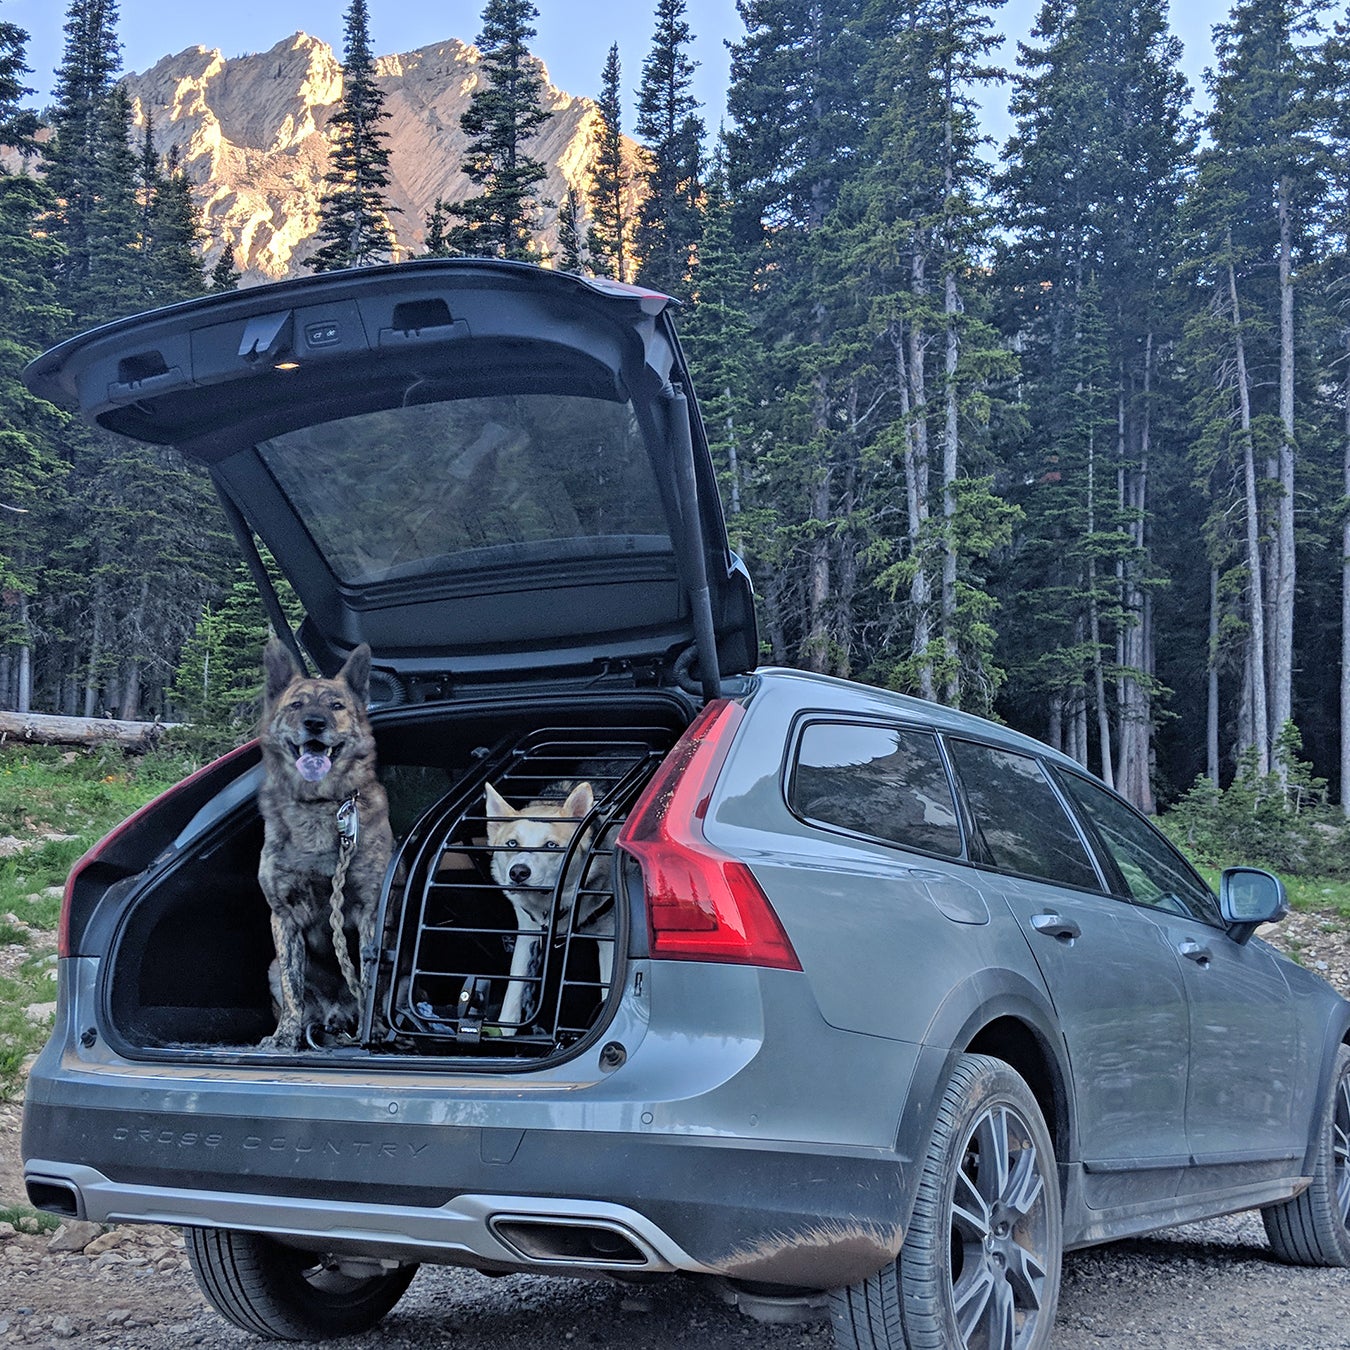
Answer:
498;909;544;1036
261;911;307;1049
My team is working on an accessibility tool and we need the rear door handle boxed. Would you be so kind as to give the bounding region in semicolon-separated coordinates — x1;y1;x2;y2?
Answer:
1031;912;1081;941
1178;939;1212;966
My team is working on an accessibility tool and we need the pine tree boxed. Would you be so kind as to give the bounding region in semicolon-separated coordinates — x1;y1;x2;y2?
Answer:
997;0;1195;803
681;141;763;553
44;0;140;328
834;0;1016;713
423;197;452;256
586;43;631;281
1182;0;1326;780
136;135;206;304
445;0;553;261
308;0;397;272
208;246;241;291
1316;6;1350;810
721;0;872;673
557;184;585;272
634;0;704;293
0;10;70;712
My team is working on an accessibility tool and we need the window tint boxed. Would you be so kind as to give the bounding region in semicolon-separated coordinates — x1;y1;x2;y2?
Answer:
791;722;963;857
946;741;1100;890
257;393;668;584
1056;772;1222;925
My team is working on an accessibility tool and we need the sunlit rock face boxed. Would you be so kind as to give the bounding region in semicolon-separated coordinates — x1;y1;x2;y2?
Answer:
122;31;640;283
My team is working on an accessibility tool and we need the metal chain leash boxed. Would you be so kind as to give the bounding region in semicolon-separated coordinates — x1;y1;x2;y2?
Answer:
328;796;363;1005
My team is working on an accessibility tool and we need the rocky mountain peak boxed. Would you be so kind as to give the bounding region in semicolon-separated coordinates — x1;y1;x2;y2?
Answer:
120;31;634;283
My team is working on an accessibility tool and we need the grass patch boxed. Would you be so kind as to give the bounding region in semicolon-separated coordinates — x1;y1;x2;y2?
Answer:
1193;865;1350;919
0;742;195;1099
0;1203;63;1234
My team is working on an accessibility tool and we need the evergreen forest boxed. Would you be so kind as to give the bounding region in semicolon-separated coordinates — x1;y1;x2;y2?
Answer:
6;0;1350;833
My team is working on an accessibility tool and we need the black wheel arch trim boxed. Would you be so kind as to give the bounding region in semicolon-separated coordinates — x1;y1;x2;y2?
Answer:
891;968;1075;1241
1303;1010;1350;1174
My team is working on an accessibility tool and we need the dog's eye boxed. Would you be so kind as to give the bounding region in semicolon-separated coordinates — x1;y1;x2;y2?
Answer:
329;700;344;711
288;699;304;710
543;840;560;850
504;839;518;849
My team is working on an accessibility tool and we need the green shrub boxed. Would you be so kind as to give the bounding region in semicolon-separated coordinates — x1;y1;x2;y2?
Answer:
1160;725;1350;877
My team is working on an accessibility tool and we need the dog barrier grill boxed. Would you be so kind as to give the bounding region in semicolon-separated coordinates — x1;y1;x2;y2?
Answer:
371;725;674;1057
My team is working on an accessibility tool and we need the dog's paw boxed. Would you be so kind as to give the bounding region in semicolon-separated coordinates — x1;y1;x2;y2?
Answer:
259;1029;301;1051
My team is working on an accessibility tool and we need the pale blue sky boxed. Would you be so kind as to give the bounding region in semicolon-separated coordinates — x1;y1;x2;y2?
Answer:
6;0;1231;145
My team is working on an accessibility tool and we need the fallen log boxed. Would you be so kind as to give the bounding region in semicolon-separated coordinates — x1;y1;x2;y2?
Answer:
0;710;177;754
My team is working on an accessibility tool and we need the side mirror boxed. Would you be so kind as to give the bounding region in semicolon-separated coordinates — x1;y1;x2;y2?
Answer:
1219;867;1289;945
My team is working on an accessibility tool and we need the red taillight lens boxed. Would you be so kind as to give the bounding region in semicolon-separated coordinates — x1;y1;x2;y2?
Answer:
617;700;801;970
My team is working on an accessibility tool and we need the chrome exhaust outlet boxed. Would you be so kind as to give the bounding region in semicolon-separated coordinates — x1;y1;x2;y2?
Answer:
490;1215;652;1267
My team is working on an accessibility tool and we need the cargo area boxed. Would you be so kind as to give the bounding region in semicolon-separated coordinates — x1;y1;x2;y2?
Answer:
102;697;688;1063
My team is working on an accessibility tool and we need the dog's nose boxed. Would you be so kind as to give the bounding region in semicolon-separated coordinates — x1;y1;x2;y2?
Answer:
302;716;327;735
509;863;532;885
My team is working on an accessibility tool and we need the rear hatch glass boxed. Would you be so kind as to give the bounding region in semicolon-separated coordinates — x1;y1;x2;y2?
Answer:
259;392;668;586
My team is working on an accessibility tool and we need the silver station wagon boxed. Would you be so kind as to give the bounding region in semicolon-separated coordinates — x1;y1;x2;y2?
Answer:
21;260;1350;1350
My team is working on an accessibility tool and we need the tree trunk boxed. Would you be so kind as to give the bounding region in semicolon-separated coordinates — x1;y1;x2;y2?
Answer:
1086;420;1114;788
1272;175;1296;760
16;608;32;715
1226;241;1270;775
804;357;832;673
83;585;105;719
1208;564;1221;788
941;269;960;706
909;252;934;700
1342;326;1350;814
940;45;960;708
118;658;142;721
0;710;174;753
893;320;932;699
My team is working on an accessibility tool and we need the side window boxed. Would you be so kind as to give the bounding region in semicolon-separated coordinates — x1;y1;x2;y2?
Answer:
790;721;963;858
946;740;1100;890
1055;771;1223;925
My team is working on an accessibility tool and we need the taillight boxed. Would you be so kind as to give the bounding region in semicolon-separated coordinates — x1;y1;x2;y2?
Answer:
617;700;801;970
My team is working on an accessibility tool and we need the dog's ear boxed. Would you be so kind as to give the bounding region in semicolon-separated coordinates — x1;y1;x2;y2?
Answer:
263;639;300;703
562;782;594;820
337;643;372;706
484;782;515;824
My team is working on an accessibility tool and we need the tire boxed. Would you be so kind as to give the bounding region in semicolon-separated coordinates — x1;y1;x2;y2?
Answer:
186;1227;417;1340
831;1053;1062;1350
1262;1043;1350;1267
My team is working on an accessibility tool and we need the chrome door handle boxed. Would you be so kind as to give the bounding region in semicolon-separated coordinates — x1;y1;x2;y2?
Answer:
1031;912;1081;941
1178;939;1211;966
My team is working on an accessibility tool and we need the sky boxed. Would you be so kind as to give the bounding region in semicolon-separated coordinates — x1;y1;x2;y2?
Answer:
6;0;1233;145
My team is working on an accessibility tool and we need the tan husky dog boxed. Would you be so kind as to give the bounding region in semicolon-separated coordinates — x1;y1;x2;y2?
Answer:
484;781;613;1034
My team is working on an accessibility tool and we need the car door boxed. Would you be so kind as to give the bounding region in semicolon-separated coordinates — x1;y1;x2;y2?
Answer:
945;740;1193;1198
1053;770;1303;1174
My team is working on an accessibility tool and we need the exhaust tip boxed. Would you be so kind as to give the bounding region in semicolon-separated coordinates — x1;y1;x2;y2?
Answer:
491;1217;649;1266
25;1177;83;1219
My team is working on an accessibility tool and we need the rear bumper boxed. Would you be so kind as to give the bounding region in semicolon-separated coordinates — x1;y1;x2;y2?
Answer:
22;958;921;1288
23;1104;904;1288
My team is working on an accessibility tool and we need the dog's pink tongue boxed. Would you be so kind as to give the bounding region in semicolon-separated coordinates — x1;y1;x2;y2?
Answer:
295;751;332;783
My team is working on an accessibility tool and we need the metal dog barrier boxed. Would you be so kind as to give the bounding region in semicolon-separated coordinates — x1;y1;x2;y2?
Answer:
369;725;673;1058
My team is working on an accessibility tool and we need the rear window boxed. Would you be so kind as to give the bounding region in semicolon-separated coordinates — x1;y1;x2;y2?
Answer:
790;721;963;857
256;393;670;584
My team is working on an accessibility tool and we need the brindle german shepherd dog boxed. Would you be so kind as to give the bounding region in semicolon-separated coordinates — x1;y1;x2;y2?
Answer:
257;640;392;1049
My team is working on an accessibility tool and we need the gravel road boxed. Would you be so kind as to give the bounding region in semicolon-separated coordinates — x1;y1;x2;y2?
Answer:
1;1191;1347;1348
